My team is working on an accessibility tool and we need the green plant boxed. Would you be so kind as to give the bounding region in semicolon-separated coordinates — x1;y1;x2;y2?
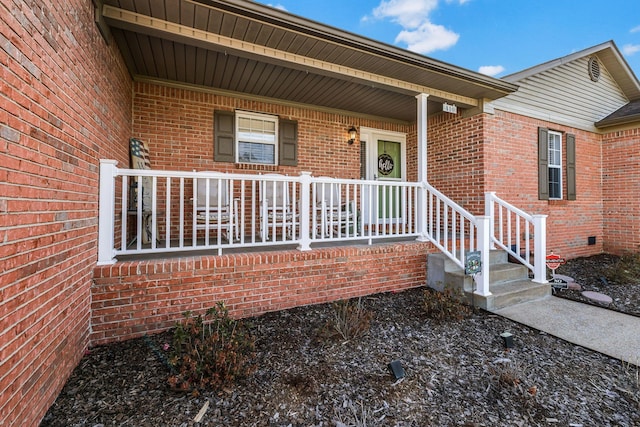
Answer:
320;297;373;342
423;287;471;323
168;302;256;391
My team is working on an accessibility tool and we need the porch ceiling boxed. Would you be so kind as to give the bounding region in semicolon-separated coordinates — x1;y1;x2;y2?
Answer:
101;0;518;122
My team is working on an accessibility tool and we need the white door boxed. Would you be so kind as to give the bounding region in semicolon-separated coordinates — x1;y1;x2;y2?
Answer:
360;128;406;225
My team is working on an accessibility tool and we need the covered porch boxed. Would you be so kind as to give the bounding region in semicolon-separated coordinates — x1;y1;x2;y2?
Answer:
94;160;548;344
92;0;546;344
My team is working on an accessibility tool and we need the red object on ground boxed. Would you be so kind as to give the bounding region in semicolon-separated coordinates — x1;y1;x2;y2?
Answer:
546;253;566;271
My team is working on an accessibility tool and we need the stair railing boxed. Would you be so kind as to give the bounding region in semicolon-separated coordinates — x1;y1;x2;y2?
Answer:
485;192;547;284
423;183;492;296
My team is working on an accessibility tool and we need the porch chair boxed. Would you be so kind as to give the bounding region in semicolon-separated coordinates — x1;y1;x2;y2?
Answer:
194;174;239;242
260;174;298;241
314;178;356;238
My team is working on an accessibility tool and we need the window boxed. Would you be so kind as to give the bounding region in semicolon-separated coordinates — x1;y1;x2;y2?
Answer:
538;127;576;201
214;110;298;166
236;112;277;165
548;131;562;199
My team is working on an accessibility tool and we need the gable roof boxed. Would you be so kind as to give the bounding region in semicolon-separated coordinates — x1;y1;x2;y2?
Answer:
503;41;640;101
100;0;517;122
493;41;640;131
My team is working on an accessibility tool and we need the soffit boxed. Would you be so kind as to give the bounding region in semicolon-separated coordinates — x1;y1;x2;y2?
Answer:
101;0;517;122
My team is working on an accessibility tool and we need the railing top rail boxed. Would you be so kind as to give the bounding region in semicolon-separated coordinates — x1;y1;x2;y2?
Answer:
114;167;303;182
112;166;423;188
487;192;534;222
425;182;476;224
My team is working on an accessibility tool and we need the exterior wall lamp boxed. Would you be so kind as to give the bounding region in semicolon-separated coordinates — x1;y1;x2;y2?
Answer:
348;126;358;145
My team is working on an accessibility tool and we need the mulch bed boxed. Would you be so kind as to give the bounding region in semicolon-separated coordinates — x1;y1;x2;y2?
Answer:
41;254;640;426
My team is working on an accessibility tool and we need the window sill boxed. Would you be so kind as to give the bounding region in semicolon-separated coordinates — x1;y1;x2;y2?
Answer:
235;163;279;172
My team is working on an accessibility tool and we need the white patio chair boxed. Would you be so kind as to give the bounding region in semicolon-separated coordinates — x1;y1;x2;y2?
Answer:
260;174;298;241
314;178;356;238
194;174;239;242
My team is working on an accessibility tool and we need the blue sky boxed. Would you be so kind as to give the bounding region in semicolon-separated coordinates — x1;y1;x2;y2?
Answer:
259;0;640;79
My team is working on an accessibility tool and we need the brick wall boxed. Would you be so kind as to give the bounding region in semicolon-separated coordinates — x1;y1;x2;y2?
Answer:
91;242;435;345
427;111;486;214
602;127;640;254
133;82;415;180
484;110;604;259
0;1;132;424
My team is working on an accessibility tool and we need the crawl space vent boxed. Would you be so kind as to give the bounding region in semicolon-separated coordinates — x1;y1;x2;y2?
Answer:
588;57;600;82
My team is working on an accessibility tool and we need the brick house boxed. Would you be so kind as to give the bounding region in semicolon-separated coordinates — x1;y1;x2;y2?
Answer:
1;0;639;424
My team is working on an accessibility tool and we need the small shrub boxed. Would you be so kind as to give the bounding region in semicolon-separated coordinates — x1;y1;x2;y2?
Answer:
320;297;373;342
423;287;471;323
168;302;256;391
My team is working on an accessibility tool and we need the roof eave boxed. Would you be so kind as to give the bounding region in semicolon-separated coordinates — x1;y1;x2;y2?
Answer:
195;0;518;98
595;114;640;129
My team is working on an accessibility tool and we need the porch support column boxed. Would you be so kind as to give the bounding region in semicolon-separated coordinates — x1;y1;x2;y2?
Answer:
532;214;548;284
97;159;118;265
474;215;492;296
297;171;312;251
416;93;429;241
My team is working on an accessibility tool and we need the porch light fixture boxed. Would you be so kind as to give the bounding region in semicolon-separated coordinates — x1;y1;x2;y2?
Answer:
347;126;357;145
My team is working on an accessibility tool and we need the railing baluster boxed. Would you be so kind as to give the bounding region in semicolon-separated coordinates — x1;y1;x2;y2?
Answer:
121;175;128;252
179;177;184;248
165;177;171;249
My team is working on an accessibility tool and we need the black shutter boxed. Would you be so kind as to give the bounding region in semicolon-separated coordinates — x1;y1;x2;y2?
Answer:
538;127;549;200
214;110;235;163
566;133;576;201
279;119;298;166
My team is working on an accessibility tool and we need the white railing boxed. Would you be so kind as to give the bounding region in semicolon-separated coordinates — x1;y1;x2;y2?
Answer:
97;161;422;264
485;192;547;283
424;183;491;296
97;161;545;295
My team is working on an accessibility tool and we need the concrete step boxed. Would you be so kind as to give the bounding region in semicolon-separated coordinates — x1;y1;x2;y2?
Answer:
473;279;551;311
427;250;507;273
431;261;529;293
427;251;513;291
427;250;550;311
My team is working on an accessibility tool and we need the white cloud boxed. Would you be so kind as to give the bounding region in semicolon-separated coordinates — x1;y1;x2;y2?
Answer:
267;3;287;11
396;23;459;53
630;25;640;33
478;65;505;77
369;0;465;54
622;44;640;56
372;0;438;29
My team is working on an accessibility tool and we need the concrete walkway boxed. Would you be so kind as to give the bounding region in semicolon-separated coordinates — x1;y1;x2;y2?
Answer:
493;296;640;366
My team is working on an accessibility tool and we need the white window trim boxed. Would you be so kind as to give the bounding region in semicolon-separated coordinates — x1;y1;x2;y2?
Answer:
548;130;562;200
235;111;279;165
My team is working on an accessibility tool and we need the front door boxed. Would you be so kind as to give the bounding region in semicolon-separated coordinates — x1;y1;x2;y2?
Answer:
360;128;406;225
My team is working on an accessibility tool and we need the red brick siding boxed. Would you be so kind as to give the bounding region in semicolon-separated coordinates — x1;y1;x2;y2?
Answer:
91;242;435;345
133;82;415;180
427;112;486;214
0;1;132;424
602;127;640;254
484;110;604;259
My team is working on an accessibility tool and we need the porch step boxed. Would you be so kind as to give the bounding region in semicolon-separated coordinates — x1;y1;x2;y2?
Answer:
426;251;550;311
473;279;550;311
